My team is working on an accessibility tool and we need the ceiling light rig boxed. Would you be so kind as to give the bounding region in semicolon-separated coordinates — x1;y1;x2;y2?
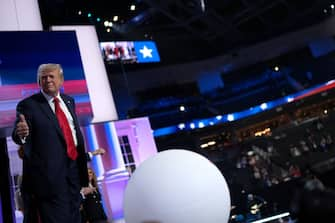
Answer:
73;2;152;36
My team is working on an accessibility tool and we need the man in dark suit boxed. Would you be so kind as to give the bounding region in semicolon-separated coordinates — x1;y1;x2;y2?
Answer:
12;63;89;223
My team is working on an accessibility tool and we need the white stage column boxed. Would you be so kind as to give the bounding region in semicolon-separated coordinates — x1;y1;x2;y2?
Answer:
0;0;42;31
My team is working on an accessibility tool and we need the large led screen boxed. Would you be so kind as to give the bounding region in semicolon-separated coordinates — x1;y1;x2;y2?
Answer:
0;31;93;131
100;40;160;64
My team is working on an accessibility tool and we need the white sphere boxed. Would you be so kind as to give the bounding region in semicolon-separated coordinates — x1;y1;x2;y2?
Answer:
124;149;231;223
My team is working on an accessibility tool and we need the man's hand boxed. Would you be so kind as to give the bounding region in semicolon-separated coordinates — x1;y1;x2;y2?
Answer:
92;148;106;156
16;114;29;140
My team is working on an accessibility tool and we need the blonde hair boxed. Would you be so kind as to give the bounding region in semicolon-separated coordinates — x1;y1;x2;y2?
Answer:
37;63;64;85
88;167;98;188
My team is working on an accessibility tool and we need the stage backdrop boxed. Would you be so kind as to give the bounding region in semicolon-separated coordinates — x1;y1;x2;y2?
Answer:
0;31;93;132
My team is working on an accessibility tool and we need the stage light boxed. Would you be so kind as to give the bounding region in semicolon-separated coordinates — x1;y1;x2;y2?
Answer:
227;114;234;122
113;15;118;21
260;103;268;110
78;10;82;15
286;97;294;103
190;123;195;129
200;143;209;148
208;141;216;146
216;115;222;120
178;123;185;130
87;13;92;18
96;17;101;22
198;122;205;128
274;66;279;71
130;4;136;11
179;105;185;112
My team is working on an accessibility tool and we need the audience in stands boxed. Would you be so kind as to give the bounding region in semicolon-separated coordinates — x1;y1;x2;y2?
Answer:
245;193;267;222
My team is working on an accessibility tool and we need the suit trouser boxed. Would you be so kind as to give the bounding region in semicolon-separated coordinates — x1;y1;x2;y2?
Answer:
24;160;82;223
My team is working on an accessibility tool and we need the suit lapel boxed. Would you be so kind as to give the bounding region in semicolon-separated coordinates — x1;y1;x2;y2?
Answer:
35;92;63;136
61;94;81;131
61;95;77;123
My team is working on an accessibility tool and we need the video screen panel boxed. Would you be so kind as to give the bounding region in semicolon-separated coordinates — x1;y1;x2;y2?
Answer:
0;31;93;132
100;40;160;64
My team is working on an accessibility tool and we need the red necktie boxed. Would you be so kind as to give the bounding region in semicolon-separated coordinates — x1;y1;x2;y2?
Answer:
53;97;78;160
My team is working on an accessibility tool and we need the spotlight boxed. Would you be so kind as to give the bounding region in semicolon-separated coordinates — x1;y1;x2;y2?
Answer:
198;122;205;128
178;123;185;130
260;103;268;110
190;123;195;129
227;114;234;122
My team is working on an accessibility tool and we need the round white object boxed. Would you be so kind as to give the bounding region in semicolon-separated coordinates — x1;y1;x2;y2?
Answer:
123;149;231;223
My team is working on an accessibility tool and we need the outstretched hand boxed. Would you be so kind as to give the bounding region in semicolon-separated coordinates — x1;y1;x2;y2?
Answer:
16;114;29;139
92;148;106;156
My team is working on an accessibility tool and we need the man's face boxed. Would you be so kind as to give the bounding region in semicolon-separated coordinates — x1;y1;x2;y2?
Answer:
39;68;64;96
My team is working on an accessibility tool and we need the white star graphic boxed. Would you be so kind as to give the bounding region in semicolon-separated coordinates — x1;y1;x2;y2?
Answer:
139;45;153;58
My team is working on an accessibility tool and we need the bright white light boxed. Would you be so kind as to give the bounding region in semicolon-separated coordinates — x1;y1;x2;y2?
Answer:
190;123;195;129
178;123;185;130
198;122;205;128
108;22;113;27
130;4;136;11
251;212;290;223
286;97;294;103
331;4;335;9
209;121;214;125
200;143;208;148
200;0;206;12
179;105;185;112
104;21;109;27
260;103;267;110
227;114;234;122
113;15;119;22
207;141;216;146
78;11;82;15
216;115;222;120
274;66;279;71
106;28;111;33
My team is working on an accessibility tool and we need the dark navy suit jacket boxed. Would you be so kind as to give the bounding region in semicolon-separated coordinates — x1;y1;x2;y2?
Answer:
12;92;88;198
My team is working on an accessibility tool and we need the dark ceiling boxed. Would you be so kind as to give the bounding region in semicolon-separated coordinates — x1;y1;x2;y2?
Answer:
38;0;334;65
